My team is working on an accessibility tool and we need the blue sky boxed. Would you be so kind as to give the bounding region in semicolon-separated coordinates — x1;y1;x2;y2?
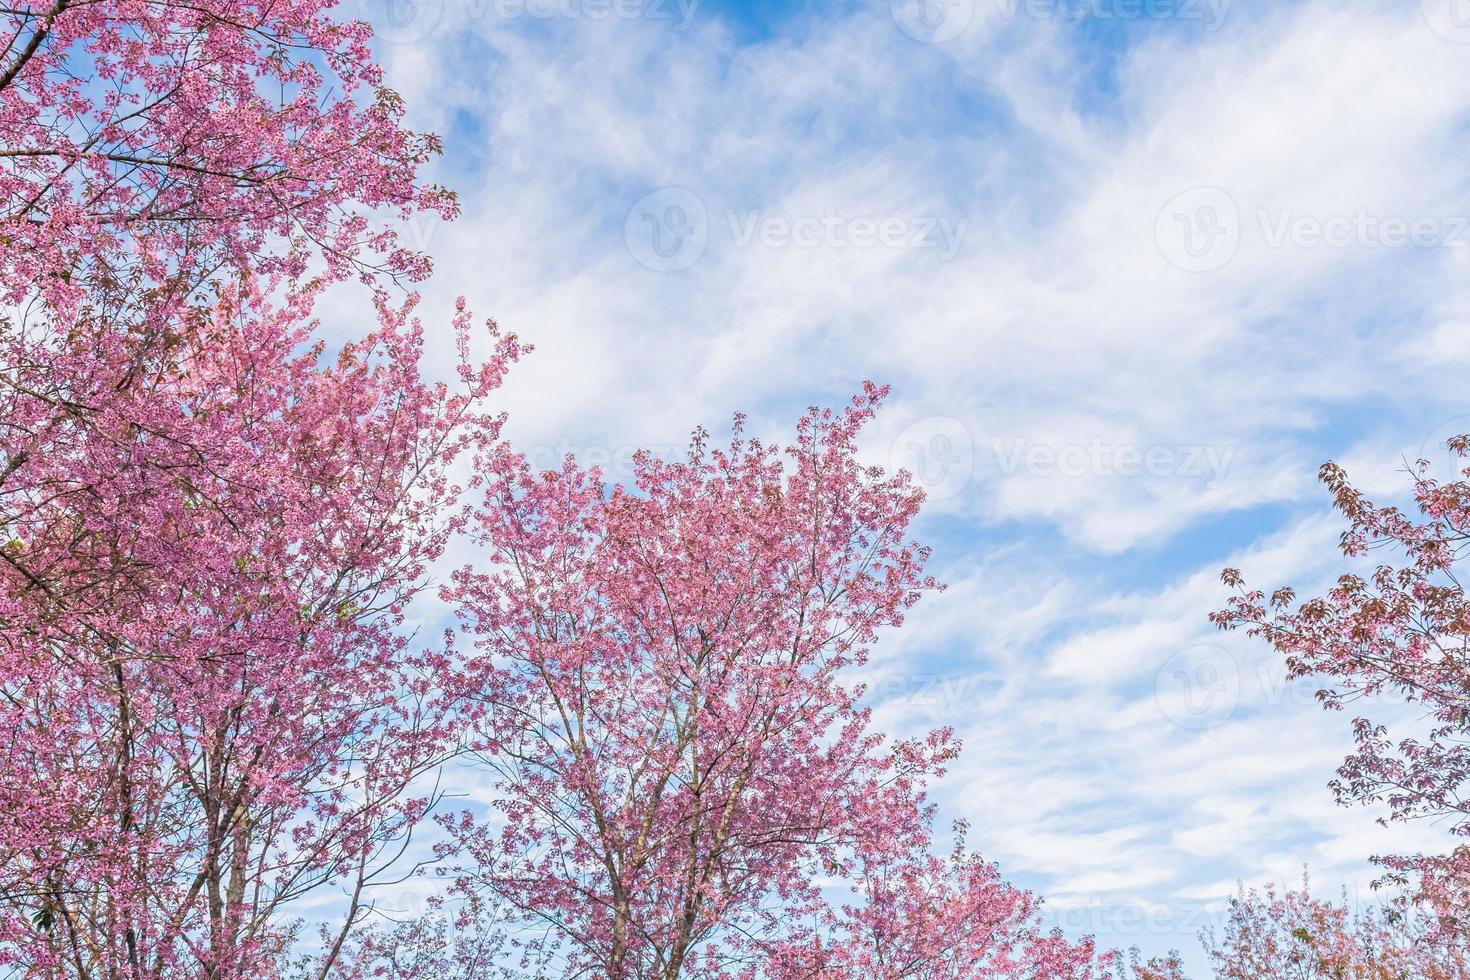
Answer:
343;0;1470;969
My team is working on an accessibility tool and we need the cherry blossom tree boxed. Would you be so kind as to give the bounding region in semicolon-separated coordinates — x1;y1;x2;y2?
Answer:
763;818;1102;979
1215;438;1470;931
443;385;1107;979
0;4;519;976
0;278;522;978
445;385;944;977
1199;880;1470;979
